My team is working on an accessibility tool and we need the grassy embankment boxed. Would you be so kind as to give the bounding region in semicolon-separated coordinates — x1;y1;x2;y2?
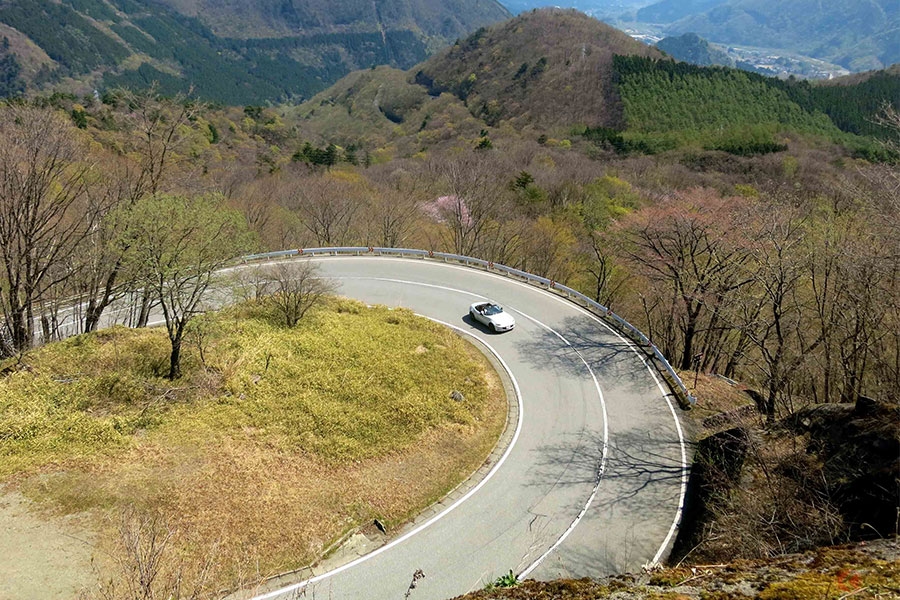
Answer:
458;540;900;599
0;297;507;589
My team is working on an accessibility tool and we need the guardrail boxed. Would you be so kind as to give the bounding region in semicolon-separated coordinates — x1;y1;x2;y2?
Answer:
239;247;697;409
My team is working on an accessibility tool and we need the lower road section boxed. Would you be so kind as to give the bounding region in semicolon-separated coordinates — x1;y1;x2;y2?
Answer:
236;256;688;600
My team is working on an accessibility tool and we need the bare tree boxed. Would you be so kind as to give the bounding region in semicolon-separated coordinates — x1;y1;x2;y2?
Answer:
739;198;824;422
576;174;639;309
426;154;508;257
75;89;206;334
113;85;205;198
81;507;217;600
364;165;427;248
802;207;895;404
123;194;254;379
263;261;334;327
517;216;576;282
847;104;900;400
285;171;360;246
0;106;93;353
610;189;752;370
74;156;147;334
581;229;626;308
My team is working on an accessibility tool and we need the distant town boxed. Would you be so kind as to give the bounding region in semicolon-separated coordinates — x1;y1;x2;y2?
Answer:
622;27;850;80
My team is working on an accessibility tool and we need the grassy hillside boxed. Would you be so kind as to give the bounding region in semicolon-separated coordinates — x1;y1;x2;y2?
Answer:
0;297;506;588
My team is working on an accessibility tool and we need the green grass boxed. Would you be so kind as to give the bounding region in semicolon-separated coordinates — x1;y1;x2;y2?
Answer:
0;296;498;477
1;296;507;585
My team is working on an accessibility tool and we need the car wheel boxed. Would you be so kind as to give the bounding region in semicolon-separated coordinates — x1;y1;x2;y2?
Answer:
489;322;496;332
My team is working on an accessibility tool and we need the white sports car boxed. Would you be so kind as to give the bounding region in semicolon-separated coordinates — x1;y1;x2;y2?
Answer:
469;301;515;332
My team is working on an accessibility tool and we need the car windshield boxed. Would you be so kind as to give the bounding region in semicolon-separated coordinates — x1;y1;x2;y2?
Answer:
483;304;503;316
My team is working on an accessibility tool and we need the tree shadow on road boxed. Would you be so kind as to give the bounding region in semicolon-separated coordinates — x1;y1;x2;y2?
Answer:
526;427;692;513
513;315;662;391
523;427;693;576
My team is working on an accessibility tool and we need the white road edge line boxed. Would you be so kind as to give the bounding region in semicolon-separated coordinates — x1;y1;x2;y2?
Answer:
248;314;525;600
313;256;689;568
509;308;608;579
335;278;611;578
152;256;685;593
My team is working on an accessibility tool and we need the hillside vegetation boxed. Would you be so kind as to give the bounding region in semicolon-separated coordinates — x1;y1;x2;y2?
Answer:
413;9;661;129
0;0;508;103
454;539;900;599
290;10;898;159
297;9;900;160
1;297;506;591
609;56;900;157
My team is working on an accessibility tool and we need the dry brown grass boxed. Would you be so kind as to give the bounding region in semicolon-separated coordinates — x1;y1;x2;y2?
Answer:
2;300;507;593
679;371;759;437
76;404;503;586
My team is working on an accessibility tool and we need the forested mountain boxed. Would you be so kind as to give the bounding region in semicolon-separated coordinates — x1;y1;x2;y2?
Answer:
151;0;510;41
656;32;734;67
640;0;900;71
0;0;509;104
412;8;662;129
291;8;898;160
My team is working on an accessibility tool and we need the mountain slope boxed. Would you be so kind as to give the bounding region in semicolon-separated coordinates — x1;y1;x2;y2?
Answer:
290;8;897;161
658;0;900;71
413;8;663;129
151;0;510;42
656;32;734;67
0;0;510;103
636;0;726;24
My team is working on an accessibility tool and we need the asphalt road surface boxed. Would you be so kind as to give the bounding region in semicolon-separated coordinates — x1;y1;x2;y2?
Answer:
235;256;689;600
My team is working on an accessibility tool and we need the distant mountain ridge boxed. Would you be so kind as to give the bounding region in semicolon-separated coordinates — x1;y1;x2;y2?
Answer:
637;0;900;71
292;8;898;162
151;0;510;41
0;0;510;103
656;32;733;67
636;0;725;24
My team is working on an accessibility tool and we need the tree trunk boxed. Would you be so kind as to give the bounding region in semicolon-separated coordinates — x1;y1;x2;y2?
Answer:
84;300;103;333
765;379;778;424
84;267;120;332
137;290;152;327
679;300;702;370
11;307;31;352
168;336;182;380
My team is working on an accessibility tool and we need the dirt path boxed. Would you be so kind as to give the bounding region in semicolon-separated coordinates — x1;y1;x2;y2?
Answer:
0;489;96;600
